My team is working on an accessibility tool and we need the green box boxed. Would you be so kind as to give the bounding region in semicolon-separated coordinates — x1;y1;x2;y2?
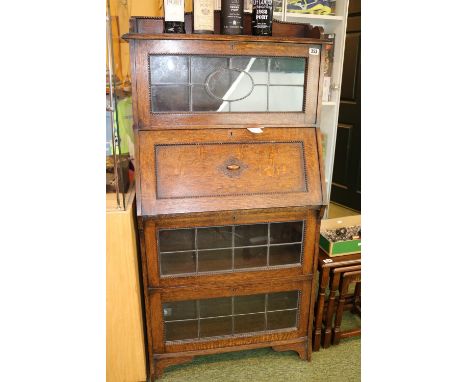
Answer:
319;215;361;257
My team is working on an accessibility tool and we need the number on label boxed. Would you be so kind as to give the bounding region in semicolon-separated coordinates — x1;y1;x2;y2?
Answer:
309;47;320;55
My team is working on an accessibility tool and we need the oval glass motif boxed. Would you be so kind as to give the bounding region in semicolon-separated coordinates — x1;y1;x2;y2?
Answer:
205;68;255;102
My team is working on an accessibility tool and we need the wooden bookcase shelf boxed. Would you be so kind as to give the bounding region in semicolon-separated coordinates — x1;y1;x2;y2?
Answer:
286;14;344;22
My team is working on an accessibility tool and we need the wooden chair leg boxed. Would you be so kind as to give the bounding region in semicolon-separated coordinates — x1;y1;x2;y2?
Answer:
313;267;329;352
352;282;361;315
332;276;350;345
322;270;341;348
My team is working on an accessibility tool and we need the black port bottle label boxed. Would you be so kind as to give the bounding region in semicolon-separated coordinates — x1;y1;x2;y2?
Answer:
221;0;244;35
252;0;273;36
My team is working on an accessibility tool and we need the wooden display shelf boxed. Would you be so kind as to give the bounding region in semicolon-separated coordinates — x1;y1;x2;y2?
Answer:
123;32;327;45
128;12;325;39
286;13;344;22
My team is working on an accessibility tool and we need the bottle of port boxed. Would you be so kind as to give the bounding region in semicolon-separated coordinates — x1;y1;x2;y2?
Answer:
221;0;244;35
252;0;272;36
164;0;186;33
194;0;215;34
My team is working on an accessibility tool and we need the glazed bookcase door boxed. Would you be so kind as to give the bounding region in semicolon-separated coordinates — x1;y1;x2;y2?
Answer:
149;278;311;353
143;208;318;287
149;55;305;113
133;39;323;128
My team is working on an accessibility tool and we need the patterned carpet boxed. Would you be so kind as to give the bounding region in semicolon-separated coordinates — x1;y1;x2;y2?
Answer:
160;312;361;382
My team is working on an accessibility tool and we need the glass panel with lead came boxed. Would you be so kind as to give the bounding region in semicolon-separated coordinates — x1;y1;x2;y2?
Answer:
234;224;268;247
163;300;197;321
268;291;298;311
200;316;232;337
267;310;297;330
197;226;233;249
149;55;306;113
269;57;305;85
270;221;303;244
234;246;268;269
234;294;266;314
199;297;232;318
269;244;302;266
150;56;189;84
159;229;195;252
197;249;232;272
162;290;299;342
268;86;303;111
160;251;196;275
234;313;265;334
165;320;198;341
158;221;304;277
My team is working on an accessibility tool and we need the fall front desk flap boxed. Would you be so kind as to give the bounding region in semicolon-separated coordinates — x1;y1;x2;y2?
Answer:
137;127;325;216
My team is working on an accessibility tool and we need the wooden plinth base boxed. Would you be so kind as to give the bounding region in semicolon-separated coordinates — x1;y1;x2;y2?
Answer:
272;340;308;360
152;338;309;380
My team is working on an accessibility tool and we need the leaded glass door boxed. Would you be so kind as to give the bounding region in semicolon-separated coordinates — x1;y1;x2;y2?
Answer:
134;38;323;127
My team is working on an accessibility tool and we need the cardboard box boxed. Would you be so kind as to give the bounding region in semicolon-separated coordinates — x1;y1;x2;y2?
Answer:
319;215;361;257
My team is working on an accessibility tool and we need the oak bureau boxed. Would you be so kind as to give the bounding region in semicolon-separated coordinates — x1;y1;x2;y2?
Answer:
124;14;330;379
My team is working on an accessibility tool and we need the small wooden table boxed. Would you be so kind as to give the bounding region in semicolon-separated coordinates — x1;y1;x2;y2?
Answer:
332;269;361;345
313;250;361;351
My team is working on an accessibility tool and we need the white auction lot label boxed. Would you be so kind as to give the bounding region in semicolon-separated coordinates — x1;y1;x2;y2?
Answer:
309;47;320;55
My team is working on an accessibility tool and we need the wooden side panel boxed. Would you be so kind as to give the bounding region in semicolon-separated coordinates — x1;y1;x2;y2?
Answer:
139;128;324;216
106;194;147;382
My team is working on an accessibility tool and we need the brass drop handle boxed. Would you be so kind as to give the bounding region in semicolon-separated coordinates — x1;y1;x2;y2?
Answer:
227;164;240;171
